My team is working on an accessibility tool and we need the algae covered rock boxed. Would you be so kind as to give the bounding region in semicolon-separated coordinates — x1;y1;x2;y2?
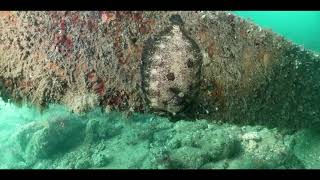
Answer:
226;127;304;169
12;115;86;165
149;120;304;169
292;126;320;168
1;11;320;128
0;108;305;169
84;113;124;143
150;120;241;169
63;92;100;114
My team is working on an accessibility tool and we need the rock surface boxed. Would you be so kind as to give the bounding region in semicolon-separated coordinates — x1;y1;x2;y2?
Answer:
0;11;319;128
4;109;304;169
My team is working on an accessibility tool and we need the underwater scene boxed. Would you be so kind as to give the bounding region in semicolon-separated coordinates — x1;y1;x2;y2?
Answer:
0;11;320;169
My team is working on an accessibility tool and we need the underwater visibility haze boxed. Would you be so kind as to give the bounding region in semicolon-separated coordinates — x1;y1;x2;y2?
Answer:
0;11;320;169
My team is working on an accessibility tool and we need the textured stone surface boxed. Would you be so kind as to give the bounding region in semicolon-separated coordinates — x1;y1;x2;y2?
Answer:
11;115;86;165
0;11;319;127
4;110;304;169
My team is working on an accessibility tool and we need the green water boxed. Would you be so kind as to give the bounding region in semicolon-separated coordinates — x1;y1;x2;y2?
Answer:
234;11;320;53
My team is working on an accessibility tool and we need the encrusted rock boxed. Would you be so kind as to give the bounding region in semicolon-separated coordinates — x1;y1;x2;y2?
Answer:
63;92;99;114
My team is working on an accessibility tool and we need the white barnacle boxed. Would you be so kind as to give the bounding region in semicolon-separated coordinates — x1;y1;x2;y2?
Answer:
150;69;158;75
158;43;166;49
153;55;161;60
172;25;180;31
150;98;158;107
149;81;159;90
